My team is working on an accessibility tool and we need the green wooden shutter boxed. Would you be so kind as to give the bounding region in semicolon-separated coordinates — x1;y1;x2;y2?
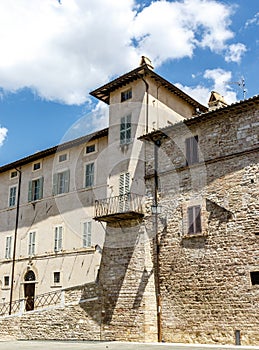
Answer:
39;176;44;199
64;170;70;193
28;180;32;202
53;173;58;195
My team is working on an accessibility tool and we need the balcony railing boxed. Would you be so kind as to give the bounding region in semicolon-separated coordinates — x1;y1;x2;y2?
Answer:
0;290;63;317
94;193;144;222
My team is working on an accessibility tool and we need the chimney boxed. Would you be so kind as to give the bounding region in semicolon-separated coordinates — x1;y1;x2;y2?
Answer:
139;56;154;70
208;91;228;111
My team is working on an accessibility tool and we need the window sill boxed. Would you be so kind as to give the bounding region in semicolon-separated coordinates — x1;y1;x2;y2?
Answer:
1;286;10;290
50;284;62;288
182;232;208;239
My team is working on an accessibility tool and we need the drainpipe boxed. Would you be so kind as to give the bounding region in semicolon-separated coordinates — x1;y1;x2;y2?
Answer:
9;168;22;315
154;139;162;342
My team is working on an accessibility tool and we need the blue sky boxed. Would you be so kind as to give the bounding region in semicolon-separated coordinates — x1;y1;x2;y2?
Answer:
0;0;258;166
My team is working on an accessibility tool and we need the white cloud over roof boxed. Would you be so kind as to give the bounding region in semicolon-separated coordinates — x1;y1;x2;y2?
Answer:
0;0;244;105
0;126;8;147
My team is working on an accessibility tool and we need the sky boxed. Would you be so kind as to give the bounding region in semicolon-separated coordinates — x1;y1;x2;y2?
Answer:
0;0;258;166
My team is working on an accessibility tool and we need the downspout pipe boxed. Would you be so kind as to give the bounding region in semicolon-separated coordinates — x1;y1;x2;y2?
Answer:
154;138;162;342
9;168;22;315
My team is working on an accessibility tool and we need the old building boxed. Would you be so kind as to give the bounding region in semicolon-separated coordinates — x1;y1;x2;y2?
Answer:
0;57;258;345
141;94;259;344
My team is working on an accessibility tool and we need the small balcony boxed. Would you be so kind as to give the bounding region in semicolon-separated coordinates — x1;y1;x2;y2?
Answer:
94;193;144;222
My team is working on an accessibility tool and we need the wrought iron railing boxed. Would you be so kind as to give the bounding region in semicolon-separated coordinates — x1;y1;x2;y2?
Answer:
95;193;144;218
0;290;63;317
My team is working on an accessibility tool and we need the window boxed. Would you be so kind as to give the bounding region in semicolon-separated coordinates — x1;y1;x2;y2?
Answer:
58;153;67;162
188;205;202;234
4;276;10;287
10;170;18;179
83;221;92;247
54;226;63;252
119;172;130;211
33;162;41;171
86;144;95;154
28;177;44;202
53;170;70;195
121;88;132;102
28;231;36;256
9;186;17;207
186;136;199;165
250;272;259;285
120;115;131;145
53;272;60;284
85;163;94;188
5;236;12;259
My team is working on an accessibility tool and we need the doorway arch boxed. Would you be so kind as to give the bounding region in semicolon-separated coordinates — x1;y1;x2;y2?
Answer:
24;270;36;311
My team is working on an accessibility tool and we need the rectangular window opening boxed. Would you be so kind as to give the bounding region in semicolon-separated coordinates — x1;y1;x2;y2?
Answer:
188;205;202;234
250;271;259;285
53;170;70;195
86;144;96;154
33;162;41;171
10;170;18;179
120;115;131;145
9;186;17;207
28;177;44;202
4;276;10;287
53;272;60;284
85;163;94;188
121;88;132;102
58;154;67;162
186;135;199;165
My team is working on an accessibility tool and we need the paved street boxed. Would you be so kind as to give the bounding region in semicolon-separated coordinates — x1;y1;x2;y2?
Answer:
0;342;259;350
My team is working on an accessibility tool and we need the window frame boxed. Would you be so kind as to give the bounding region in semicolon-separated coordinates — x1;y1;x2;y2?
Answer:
32;161;42;172
53;271;61;284
3;275;10;288
120;114;131;145
9;185;17;207
83;221;92;248
53;170;70;195
86;143;97;154
187;205;202;234
85;162;95;188
58;153;68;163
28;231;36;256
121;88;132;102
10;170;18;179
185;135;199;165
54;226;63;252
28;177;44;202
250;271;259;286
5;236;12;259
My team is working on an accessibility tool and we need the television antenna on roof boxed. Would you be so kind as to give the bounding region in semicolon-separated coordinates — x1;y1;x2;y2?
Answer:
228;77;247;100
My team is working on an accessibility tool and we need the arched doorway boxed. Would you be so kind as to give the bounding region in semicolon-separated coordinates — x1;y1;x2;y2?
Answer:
24;270;35;311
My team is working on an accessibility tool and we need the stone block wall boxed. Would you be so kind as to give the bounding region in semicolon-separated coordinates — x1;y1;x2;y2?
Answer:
144;101;259;345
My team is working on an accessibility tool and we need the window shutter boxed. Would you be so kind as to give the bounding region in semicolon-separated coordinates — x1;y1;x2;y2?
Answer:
126;115;131;142
39;176;44;199
188;207;194;234
58;227;63;250
193;136;199;163
64;170;70;193
195;206;201;233
54;227;58;251
186;138;191;165
53;173;58;195
87;222;92;247
28;181;32;202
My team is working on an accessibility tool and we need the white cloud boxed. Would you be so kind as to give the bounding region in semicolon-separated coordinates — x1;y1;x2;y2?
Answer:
0;0;236;105
245;12;259;28
225;43;247;63
0;126;8;147
175;68;237;106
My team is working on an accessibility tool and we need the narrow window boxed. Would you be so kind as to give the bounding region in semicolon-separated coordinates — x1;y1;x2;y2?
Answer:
9;186;17;207
5;236;12;259
121;88;132;102
250;272;259;285
86;144;95;154
83;221;92;247
58;153;67;162
186;136;199;165
53;272;60;284
188;205;202;234
33;162;41;171
53;170;70;195
120;115;131;145
28;177;44;202
54;226;63;252
28;231;36;256
85;163;94;188
4;276;10;287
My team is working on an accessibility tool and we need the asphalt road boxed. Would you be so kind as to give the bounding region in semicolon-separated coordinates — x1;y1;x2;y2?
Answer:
0;342;259;350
